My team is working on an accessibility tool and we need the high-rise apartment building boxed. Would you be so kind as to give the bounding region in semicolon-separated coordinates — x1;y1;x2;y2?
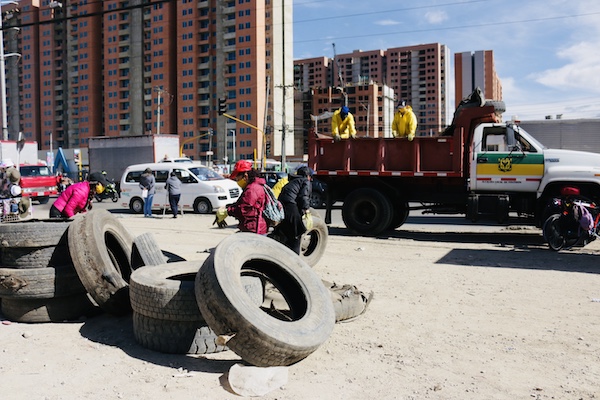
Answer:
2;0;294;165
294;43;452;139
455;50;502;105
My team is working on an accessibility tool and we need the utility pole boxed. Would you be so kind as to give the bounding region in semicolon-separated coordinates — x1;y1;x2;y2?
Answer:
154;87;162;135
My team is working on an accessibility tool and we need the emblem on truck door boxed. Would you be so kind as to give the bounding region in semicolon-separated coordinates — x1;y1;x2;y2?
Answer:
498;157;512;172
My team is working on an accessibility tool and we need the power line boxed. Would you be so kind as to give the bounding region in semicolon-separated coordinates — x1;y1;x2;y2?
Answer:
294;11;600;44
294;0;492;24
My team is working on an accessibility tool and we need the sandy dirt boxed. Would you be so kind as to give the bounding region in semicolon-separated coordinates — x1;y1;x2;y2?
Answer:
1;212;599;400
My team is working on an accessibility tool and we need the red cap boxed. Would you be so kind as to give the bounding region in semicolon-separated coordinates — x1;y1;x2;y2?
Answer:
229;160;252;179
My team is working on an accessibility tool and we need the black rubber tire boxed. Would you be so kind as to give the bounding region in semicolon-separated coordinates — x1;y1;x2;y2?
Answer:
543;214;566;251
131;232;167;269
195;233;335;367
129;197;144;214
0;265;85;299
37;196;50;205
130;261;204;322
0;219;71;247
389;202;410;230
342;188;393;236
1;246;56;268
130;261;264;322
484;100;506;114
132;311;227;355
300;215;328;267
0;293;97;323
193;197;212;214
111;192;119;203
68;209;134;315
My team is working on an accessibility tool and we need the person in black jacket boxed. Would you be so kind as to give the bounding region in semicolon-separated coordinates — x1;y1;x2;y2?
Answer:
270;166;312;254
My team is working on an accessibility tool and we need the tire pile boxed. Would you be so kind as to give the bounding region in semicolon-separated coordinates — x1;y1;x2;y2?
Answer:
0;209;372;367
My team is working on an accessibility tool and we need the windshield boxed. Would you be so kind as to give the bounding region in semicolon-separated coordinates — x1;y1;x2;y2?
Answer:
514;125;546;151
188;166;224;181
20;165;52;177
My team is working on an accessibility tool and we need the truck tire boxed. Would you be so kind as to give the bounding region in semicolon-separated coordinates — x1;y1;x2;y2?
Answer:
129;197;144;214
68;209;134;315
1;246;56;268
0;293;97;323
0;265;85;299
342;188;393;236
37;196;50;205
389;202;410;230
484;100;506;114
193;197;212;214
195;233;335;367
130;261;205;322
130;261;264;322
0;219;71;247
131;232;168;269
300;215;328;267
132;312;227;355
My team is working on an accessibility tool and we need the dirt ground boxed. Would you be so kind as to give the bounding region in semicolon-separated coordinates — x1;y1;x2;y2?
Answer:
1;212;599;400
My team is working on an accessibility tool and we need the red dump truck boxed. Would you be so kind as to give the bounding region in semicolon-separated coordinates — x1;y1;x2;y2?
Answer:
308;89;600;236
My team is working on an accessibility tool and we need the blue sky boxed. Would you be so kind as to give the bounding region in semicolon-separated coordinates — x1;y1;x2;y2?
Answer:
292;0;600;121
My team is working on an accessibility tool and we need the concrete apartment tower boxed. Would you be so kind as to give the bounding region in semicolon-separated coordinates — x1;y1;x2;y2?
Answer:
2;0;293;166
454;50;502;105
294;43;452;140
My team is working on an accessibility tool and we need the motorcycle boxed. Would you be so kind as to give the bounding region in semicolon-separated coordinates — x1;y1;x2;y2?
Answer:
542;187;600;251
94;180;119;203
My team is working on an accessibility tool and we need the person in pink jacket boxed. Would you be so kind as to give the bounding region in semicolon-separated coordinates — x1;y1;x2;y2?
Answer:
215;160;269;234
49;171;107;218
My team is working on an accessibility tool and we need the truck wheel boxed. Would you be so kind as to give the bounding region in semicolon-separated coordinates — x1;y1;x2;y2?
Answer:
130;197;144;214
194;197;212;214
389;202;409;230
68;209;134;315
195;233;335;367
37;196;50;205
300;215;328;267
342;188;393;236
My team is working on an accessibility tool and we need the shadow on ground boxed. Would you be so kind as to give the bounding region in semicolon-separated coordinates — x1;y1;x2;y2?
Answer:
78;314;241;373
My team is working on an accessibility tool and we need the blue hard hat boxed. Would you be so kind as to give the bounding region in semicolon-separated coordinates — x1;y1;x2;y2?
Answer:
341;106;350;114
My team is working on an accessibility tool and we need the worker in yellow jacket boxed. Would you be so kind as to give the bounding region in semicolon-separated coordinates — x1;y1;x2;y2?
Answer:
331;106;356;141
392;100;418;141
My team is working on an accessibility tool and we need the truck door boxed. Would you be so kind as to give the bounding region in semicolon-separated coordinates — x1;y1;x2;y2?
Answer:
470;125;544;192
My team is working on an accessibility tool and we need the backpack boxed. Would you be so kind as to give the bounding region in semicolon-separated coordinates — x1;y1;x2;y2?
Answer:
262;185;285;226
573;203;594;232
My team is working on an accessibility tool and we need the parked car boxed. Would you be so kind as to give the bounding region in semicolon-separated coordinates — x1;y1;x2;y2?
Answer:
120;162;240;214
259;171;327;208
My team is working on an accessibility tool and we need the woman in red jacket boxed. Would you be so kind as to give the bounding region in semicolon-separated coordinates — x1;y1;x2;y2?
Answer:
49;172;107;218
215;160;269;234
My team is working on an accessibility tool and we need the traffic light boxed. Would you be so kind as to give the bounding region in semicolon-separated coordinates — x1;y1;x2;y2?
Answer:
265;141;271;156
218;98;227;115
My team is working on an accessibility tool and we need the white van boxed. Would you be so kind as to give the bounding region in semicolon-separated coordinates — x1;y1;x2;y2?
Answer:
119;162;240;214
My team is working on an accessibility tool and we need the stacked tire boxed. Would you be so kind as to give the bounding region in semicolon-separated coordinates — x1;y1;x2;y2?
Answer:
0;219;95;323
129;261;227;355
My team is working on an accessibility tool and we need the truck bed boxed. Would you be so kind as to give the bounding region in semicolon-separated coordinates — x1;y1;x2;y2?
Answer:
308;134;464;176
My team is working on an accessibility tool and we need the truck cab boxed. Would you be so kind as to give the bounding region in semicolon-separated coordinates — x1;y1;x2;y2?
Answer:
19;164;58;204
